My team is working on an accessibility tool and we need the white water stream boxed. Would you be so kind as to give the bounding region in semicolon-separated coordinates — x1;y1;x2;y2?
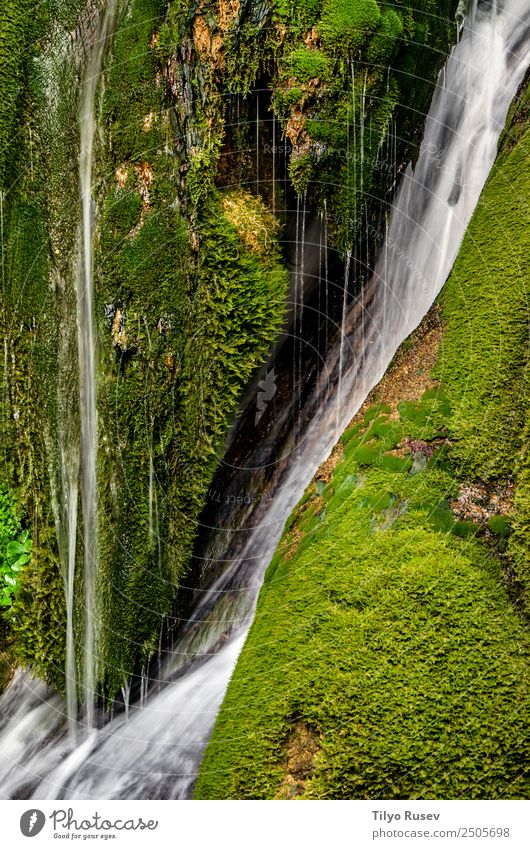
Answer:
77;0;120;730
0;0;528;800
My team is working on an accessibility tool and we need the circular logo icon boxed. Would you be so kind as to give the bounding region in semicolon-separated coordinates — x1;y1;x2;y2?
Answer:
20;810;46;837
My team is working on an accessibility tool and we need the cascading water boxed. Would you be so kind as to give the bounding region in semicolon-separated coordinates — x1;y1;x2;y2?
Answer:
337;250;352;430
0;0;528;801
77;0;120;728
43;0;120;735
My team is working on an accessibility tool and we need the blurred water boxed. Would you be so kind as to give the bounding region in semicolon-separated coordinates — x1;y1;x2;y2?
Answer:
0;0;528;801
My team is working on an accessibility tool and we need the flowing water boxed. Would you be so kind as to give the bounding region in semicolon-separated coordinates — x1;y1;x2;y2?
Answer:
44;0;121;736
0;0;529;800
77;0;120;729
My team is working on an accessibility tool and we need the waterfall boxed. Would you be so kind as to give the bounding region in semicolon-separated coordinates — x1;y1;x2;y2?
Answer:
298;194;307;443
337;251;352;430
42;0;120;735
323;199;329;351
59;445;79;735
0;0;528;800
45;0;120;732
77;0;119;726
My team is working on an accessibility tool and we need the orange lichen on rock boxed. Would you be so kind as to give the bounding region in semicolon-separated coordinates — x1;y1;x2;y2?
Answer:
112;309;127;351
192;2;242;68
115;165;128;188
303;26;320;49
134;161;154;208
276;722;321;799
218;0;241;34
193;15;223;63
285;109;306;146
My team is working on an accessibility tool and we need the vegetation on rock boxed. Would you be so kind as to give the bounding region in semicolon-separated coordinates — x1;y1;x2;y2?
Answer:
1;0;288;698
0;0;459;700
195;78;530;800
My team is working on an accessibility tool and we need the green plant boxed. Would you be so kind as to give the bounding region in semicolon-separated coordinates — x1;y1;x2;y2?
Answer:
488;515;512;538
0;532;32;607
435;108;530;480
0;487;31;608
366;9;403;65
288;47;329;82
319;0;381;55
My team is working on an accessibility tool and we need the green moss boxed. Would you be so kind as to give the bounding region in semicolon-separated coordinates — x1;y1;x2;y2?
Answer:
319;0;381;54
289;151;314;195
509;417;530;595
1;0;289;698
94;2;289;694
0;0;37;185
0;0;458;701
435;115;530;479
497;69;530;158
158;0;456;254
11;530;66;688
288;47;329;83
196;408;530;798
341;421;363;445
365;9;404;65
0;0;66;678
273;0;322;30
196;378;527;798
284;0;456;250
488;515;512;539
95;178;288;695
451;520;479;539
101;0;166;164
364;403;391;424
196;82;530;800
277;86;304;111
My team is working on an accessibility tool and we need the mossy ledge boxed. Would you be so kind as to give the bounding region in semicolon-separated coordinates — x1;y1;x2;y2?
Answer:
195;80;530;800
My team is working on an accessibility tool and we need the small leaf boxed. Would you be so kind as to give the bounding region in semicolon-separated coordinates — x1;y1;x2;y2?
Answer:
6;541;25;558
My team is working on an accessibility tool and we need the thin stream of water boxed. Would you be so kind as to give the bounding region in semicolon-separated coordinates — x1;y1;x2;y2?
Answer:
77;0;120;727
0;0;528;802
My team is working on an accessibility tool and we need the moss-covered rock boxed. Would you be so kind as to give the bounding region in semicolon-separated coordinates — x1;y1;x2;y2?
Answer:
319;0;381;54
0;0;288;699
0;0;458;700
195;75;530;800
435;132;530;480
158;0;457;245
0;0;38;185
196;395;530;799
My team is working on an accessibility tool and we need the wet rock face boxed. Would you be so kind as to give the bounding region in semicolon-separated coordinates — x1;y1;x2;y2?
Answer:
0;0;290;698
0;0;459;699
162;0;458;244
